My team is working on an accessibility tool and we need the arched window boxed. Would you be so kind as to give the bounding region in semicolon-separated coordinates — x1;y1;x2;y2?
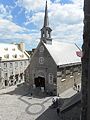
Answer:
49;73;53;84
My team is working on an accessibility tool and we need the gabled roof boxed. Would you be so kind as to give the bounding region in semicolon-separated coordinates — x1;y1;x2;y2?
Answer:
43;41;81;66
0;43;30;61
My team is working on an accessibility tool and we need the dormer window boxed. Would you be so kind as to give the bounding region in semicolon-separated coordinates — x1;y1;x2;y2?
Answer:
4;48;8;51
20;54;24;58
4;54;9;58
15;54;17;58
12;48;15;51
12;54;17;58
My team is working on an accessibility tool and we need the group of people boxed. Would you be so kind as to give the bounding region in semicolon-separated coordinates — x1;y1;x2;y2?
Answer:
52;96;61;117
73;83;80;92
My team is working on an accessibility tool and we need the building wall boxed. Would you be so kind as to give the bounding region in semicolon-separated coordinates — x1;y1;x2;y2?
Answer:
57;64;81;94
0;59;29;89
25;42;81;95
27;42;57;95
61;102;81;120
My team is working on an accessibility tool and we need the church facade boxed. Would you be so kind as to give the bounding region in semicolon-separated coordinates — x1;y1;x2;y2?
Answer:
25;1;81;95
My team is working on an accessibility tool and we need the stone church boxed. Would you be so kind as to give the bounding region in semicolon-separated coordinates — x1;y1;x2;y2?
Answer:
25;1;81;95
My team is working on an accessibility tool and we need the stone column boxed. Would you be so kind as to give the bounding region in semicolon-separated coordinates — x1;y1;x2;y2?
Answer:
81;0;90;120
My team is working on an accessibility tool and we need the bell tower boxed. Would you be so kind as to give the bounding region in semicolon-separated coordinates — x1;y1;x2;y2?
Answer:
40;1;52;44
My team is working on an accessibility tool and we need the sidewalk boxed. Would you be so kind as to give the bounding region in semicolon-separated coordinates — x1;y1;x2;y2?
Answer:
60;83;81;99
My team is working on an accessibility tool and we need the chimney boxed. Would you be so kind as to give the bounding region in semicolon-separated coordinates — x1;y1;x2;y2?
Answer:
18;42;25;52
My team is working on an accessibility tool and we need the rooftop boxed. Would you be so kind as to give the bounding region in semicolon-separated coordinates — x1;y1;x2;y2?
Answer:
0;43;30;61
43;41;81;66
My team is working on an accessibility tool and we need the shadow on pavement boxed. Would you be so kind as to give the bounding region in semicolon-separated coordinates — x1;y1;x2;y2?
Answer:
35;106;62;120
0;83;30;96
0;83;54;99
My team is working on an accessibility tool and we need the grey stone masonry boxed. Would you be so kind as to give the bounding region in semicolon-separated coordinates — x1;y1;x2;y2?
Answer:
81;0;90;120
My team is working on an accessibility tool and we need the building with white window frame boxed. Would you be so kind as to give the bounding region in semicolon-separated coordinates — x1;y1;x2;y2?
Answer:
0;42;30;89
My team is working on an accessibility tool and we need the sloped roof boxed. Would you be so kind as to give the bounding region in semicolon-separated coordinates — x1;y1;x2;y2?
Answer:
0;43;30;61
43;41;81;66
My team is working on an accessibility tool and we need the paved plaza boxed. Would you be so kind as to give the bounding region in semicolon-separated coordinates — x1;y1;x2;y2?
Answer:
0;83;80;120
0;84;61;120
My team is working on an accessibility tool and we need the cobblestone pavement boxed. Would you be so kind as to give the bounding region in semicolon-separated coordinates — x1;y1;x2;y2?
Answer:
0;84;62;120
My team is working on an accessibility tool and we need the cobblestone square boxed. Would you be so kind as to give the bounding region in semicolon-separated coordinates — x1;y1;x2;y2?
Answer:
0;84;62;120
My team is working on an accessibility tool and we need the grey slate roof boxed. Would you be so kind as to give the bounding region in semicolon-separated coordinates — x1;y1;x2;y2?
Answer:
43;41;81;66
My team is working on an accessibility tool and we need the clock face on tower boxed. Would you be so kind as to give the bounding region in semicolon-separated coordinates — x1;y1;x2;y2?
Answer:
39;57;44;64
39;46;44;52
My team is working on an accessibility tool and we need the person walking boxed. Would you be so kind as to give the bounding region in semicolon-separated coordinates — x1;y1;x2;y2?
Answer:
57;107;60;116
77;85;80;92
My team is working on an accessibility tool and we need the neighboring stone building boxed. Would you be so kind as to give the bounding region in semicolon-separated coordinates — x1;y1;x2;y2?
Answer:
0;42;30;89
25;1;81;95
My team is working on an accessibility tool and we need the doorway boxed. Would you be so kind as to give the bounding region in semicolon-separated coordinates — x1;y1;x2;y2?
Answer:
34;76;45;88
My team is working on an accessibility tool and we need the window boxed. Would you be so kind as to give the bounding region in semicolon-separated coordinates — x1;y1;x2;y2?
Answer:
53;77;56;84
39;57;44;64
4;63;7;67
20;54;24;58
4;73;7;78
12;54;17;58
24;61;27;66
39;46;44;52
4;54;9;58
4;48;8;51
15;54;17;58
70;67;74;78
15;62;18;67
12;48;15;51
10;71;13;75
20;62;22;65
57;71;62;77
49;73;53;84
10;63;13;68
62;69;66;79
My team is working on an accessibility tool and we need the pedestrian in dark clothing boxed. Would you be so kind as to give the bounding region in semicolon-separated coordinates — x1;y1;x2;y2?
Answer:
73;83;77;90
77;85;80;92
57;107;60;116
31;93;32;96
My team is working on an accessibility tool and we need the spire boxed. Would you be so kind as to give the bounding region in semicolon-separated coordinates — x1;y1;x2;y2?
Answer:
44;1;49;27
40;0;52;44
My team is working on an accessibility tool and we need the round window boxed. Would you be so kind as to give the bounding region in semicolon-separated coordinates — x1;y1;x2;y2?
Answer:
39;57;44;64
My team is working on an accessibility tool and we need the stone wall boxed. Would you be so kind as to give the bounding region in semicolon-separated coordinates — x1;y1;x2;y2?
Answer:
57;64;81;94
27;42;57;95
61;101;81;120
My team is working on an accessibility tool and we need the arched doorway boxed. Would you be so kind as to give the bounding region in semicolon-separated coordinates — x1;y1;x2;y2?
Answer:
34;76;45;88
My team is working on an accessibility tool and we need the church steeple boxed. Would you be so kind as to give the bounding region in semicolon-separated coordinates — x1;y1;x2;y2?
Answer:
40;1;52;44
44;1;49;27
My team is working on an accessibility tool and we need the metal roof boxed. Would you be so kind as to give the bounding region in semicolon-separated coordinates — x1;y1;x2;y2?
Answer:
43;41;81;65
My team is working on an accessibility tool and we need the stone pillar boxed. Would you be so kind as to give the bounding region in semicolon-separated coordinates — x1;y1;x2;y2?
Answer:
81;0;90;120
